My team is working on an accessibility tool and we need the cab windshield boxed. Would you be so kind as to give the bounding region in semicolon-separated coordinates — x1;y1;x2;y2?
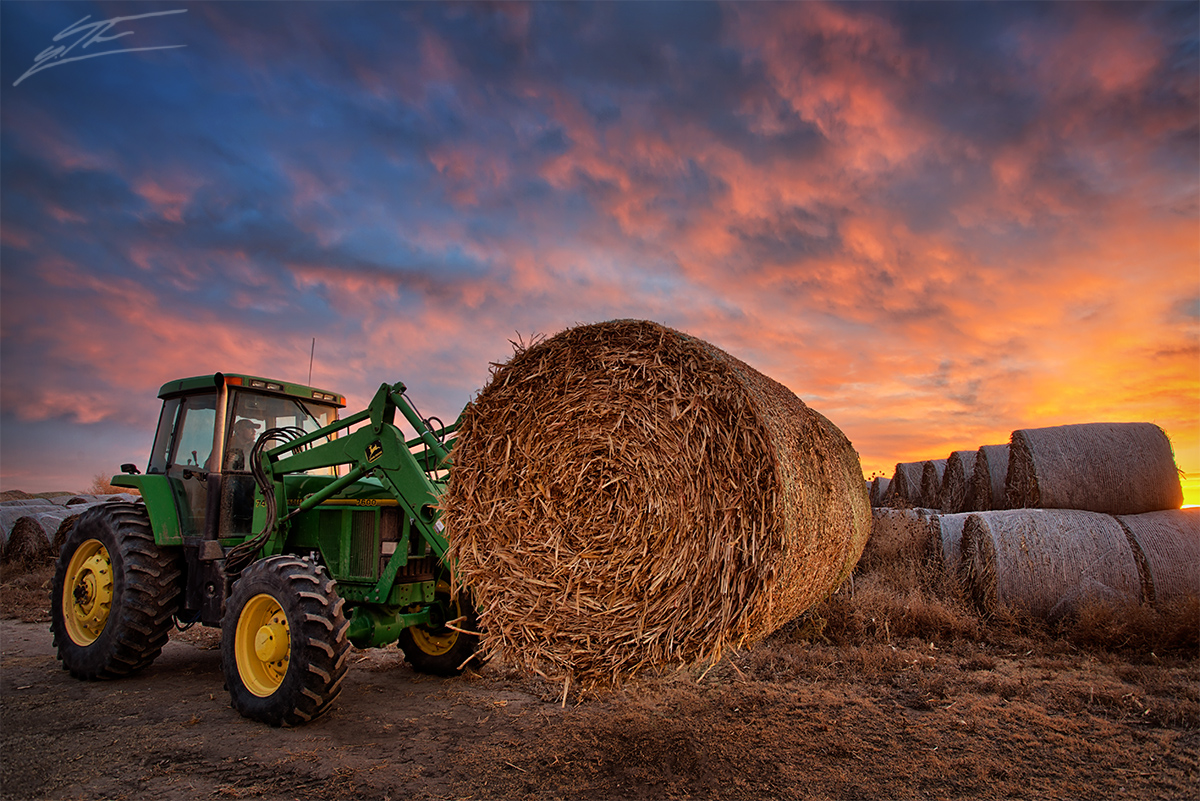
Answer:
226;390;339;476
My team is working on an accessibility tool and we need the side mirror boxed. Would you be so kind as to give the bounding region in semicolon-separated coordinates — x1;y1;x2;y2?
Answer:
120;463;141;475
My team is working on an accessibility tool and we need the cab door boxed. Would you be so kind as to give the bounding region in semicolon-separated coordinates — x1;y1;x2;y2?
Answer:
165;392;218;537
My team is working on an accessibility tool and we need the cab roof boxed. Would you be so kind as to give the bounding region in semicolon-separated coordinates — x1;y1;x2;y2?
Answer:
157;373;346;407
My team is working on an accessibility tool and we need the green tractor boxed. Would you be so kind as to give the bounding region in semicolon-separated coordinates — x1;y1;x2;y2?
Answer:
51;373;480;726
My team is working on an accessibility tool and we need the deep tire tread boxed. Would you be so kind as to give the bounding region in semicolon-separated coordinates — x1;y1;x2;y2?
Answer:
50;502;182;680
221;556;350;727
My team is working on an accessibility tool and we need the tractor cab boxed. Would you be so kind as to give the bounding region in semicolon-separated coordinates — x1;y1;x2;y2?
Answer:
125;373;345;543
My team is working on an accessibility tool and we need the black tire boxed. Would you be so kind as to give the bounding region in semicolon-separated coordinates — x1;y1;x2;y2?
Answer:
50;502;183;680
221;556;350;726
398;579;483;677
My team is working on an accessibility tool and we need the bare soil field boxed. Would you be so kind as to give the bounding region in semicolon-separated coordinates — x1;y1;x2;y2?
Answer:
3;553;1198;800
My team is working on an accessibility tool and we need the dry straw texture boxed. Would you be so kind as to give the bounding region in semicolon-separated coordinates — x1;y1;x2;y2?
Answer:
1;516;49;568
1006;422;1182;515
961;509;1142;620
885;462;925;507
969;444;1009;511
442;320;871;686
940;450;978;514
869;476;891;508
920;459;948;509
1116;508;1199;607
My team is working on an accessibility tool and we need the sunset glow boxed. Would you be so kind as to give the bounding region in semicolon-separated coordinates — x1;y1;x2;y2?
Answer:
1;2;1196;500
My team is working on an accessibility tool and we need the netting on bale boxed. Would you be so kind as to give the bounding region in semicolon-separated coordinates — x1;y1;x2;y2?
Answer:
885;462;924;507
940;451;978;514
869;476;891;508
442;320;871;687
920;459;947;510
960;509;1142;620
1006;422;1182;515
969;445;1009;511
1115;508;1199;607
925;513;972;581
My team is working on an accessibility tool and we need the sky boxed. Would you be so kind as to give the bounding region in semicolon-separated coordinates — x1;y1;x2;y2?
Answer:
1;1;1197;505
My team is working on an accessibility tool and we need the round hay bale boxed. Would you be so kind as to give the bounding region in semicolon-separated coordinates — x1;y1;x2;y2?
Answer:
51;513;83;555
1115;508;1199;607
1005;422;1182;515
925;512;973;581
940;450;978;514
1;516;51;570
869;476;891;508
960;509;1142;620
442;319;871;686
885;462;924;507
969;444;1009;511
920;459;948;509
0;504;57;549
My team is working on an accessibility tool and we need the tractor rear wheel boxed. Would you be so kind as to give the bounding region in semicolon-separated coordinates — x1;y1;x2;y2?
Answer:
398;579;482;676
51;502;182;679
221;556;350;726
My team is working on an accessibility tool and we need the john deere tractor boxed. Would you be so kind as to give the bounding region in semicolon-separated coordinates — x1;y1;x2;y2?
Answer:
51;373;480;726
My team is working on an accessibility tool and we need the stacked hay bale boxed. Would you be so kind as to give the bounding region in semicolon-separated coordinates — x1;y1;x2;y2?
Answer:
970;444;1009;511
869;476;891;508
442;320;871;686
1115;508;1199;607
1005;422;1181;514
940;450;978;514
885;462;925;507
960;509;1143;620
924;512;973;583
920;459;947;509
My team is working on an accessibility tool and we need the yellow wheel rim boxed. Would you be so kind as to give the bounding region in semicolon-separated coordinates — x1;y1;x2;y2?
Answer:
235;594;290;697
62;539;114;646
410;581;460;657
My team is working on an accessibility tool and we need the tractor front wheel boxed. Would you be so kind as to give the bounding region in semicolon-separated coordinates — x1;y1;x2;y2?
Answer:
51;502;182;679
221;556;350;726
398;579;482;677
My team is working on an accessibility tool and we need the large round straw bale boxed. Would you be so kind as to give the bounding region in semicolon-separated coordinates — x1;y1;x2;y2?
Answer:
969;445;1009;511
0;504;56;549
1115;508;1199;607
960;509;1142;620
442;320;871;685
2;516;51;569
920;459;947;509
885;462;925;507
1006;422;1182;515
869;476;891;508
940;450;978;514
925;512;972;581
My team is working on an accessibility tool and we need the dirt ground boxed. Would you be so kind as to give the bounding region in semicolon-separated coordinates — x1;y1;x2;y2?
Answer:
2;561;1197;801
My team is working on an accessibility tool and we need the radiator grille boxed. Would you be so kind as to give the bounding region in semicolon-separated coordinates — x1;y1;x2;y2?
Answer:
349;511;377;579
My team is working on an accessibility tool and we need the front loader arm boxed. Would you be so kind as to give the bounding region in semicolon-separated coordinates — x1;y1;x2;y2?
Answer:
255;382;456;559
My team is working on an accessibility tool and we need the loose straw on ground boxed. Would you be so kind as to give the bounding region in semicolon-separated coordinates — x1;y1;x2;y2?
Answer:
442;320;871;687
